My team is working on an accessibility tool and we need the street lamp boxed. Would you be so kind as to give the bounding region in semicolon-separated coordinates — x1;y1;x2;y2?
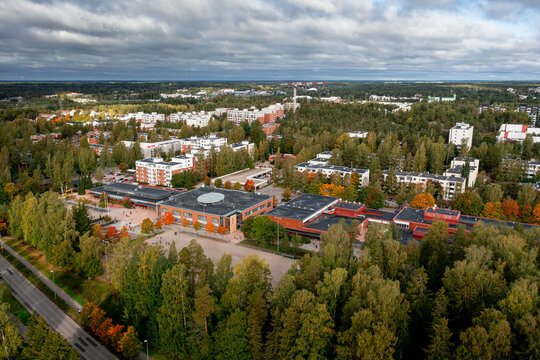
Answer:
144;339;149;360
50;270;56;299
276;217;280;253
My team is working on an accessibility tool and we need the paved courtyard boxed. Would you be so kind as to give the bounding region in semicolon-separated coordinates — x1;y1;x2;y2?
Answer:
84;200;295;286
148;226;295;286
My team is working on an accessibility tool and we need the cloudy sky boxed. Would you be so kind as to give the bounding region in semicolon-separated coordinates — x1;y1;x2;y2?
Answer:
0;0;539;80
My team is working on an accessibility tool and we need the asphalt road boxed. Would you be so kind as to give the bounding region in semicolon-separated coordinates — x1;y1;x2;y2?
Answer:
0;255;117;360
1;242;83;312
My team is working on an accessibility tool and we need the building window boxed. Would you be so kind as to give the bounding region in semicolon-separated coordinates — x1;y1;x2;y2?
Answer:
172;210;181;217
198;215;207;223
212;218;219;225
184;212;192;219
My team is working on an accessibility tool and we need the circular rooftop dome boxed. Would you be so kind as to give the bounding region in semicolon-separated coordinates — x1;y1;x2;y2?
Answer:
197;192;225;205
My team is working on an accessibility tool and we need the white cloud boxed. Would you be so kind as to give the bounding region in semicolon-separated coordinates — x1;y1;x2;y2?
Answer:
0;0;538;80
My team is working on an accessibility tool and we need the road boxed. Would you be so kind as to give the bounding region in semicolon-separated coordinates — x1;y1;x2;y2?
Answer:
0;255;117;360
1;242;82;312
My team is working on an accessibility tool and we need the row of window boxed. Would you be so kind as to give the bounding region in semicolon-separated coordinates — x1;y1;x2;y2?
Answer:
244;202;271;217
165;209;219;225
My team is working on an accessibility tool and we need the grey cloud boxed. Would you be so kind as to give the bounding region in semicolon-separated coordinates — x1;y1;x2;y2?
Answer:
0;0;539;80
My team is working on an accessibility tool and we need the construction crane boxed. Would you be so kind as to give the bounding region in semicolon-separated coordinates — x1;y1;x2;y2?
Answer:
280;81;327;108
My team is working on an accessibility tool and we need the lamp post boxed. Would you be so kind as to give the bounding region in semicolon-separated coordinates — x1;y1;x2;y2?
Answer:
50;270;56;299
276;217;280;253
144;339;149;360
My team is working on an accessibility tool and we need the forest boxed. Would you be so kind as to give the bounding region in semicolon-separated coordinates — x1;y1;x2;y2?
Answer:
59;222;540;359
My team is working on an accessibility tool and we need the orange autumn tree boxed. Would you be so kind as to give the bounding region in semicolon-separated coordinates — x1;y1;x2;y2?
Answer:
244;179;255;192
105;226;119;242
119;226;129;239
92;224;103;239
411;193;436;209
319;184;335;197
217;226;228;235
533;203;540;224
193;220;202;230
332;185;346;198
205;222;216;233
154;219;163;230
162;211;175;225
502;199;520;221
181;218;190;227
482;202;503;219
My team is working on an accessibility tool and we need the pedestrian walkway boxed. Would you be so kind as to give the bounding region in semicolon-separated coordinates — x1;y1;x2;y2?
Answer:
2;241;153;360
1;242;82;312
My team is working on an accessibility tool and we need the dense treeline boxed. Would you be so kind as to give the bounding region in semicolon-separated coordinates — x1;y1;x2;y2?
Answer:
0;282;80;359
92;220;540;359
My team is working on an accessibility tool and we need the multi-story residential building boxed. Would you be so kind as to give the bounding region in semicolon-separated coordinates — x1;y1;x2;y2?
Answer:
230;141;255;154
124;139;183;158
501;158;540;180
227;103;284;125
449;122;474;149
479;104;506;113
427;94;456;102
382;170;464;200
168;111;214;128
295;151;370;186
136;154;196;187
443;157;480;188
87;131;111;145
120;112;165;126
497;124;540;143
262;122;280;135
179;134;227;153
348;131;369;139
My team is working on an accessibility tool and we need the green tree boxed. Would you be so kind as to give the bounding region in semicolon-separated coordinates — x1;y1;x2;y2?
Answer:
118;326;142;360
453;191;484;216
213;253;233;299
425;317;453;360
213;309;251;360
0;302;22;359
157;263;190;357
21;317;79;360
278;289;334;360
420;221;450;289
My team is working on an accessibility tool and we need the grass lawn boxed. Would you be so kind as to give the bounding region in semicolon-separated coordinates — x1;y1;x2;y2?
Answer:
3;237;113;307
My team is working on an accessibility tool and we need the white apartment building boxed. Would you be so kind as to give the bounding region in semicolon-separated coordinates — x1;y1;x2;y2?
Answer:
382;170;464;200
295;154;370;187
169;111;214;128
443;157;480;188
179;134;227;152
124;139;183;158
136;154;195;187
348;131;369;139
227;103;284;125
497;124;540;143
449;122;474;149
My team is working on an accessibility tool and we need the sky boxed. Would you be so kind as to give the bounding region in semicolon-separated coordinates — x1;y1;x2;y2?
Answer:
0;0;539;81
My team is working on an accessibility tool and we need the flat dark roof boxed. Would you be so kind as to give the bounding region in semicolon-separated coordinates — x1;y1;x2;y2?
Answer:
426;207;460;217
394;207;427;224
304;214;358;231
363;209;398;222
88;183;177;203
334;202;363;210
158;187;271;217
267;193;337;221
